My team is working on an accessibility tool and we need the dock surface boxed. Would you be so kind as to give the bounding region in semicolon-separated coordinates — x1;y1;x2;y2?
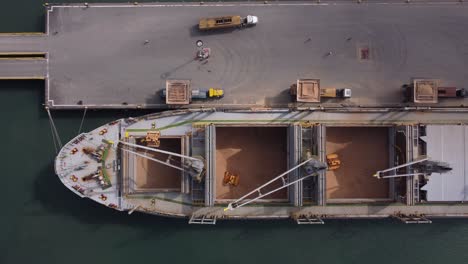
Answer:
1;2;468;109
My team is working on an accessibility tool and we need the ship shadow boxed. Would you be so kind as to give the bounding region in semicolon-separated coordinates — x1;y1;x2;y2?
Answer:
32;163;299;244
263;88;293;107
29;158;468;245
33;161;188;232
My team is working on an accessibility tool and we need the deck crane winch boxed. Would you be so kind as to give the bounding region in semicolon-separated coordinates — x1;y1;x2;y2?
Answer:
373;157;452;179
119;140;205;182
224;155;327;211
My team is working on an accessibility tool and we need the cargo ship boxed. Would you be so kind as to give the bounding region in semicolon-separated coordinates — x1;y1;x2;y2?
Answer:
54;108;468;224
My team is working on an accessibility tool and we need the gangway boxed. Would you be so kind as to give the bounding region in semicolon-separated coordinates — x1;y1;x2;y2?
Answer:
189;214;217;225
224;158;327;211
393;213;432;224
295;215;325;225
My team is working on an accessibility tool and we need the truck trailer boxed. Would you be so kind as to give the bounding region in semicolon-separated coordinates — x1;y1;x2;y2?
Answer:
290;79;352;103
198;15;258;30
162;80;223;105
403;79;467;104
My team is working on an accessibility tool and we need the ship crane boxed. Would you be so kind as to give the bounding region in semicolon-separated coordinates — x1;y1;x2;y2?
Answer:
224;157;327;211
373;157;452;179
119;140;205;182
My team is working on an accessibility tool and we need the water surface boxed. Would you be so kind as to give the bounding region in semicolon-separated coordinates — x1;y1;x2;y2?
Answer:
1;1;468;264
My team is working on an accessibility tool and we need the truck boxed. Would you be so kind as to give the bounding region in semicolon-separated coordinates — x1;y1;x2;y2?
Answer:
403;79;467;104
437;87;466;98
198;15;258;31
320;88;352;98
162;79;223;105
289;79;352;103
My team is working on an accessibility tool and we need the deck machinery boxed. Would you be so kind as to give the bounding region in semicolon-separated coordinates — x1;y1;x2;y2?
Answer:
55;109;468;224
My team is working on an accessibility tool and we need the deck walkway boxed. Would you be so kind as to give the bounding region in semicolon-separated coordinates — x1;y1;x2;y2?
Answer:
141;196;468;219
0;34;46;53
0;58;46;80
0;34;47;79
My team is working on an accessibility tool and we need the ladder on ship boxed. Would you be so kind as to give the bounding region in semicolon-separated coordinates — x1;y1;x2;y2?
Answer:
412;126;420;204
191;180;205;205
413;179;420;205
301;126;318;203
191;126;206;204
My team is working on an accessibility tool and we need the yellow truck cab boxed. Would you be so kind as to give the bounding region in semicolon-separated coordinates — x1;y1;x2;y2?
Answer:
320;88;352;98
199;15;258;30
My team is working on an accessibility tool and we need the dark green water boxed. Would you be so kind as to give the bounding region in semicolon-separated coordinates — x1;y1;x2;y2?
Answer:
2;1;468;264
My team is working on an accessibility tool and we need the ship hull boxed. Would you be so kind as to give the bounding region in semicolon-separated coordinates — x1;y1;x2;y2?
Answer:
55;109;468;223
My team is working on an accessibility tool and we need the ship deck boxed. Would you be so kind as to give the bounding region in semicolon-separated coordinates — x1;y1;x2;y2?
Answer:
54;109;468;222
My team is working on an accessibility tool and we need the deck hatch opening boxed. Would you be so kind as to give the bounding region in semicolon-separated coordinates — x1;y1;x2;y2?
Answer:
133;137;183;192
325;126;392;202
215;126;288;202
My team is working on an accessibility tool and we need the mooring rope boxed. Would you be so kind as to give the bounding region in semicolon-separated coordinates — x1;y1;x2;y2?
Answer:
48;118;58;153
77;106;87;134
45;107;63;150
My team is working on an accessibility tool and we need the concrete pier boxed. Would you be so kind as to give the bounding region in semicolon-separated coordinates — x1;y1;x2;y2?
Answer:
0;57;46;80
0;34;47;79
0;2;468;109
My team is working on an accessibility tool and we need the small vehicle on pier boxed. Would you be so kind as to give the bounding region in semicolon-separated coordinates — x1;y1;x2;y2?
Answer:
198;15;258;30
403;79;467;104
290;79;352;103
161;79;224;105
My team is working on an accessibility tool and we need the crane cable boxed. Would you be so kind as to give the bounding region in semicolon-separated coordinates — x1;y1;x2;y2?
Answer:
48;117;58;153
